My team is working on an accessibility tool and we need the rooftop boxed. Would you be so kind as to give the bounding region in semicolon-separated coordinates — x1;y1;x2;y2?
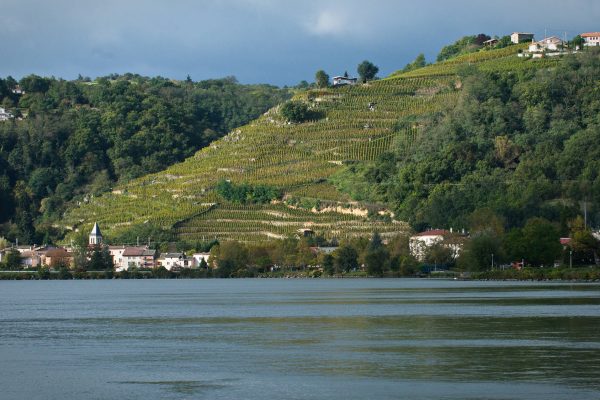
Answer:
90;222;102;236
413;229;450;237
122;247;152;257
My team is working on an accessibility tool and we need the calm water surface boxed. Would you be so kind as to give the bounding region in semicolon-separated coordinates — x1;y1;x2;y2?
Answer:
1;279;599;400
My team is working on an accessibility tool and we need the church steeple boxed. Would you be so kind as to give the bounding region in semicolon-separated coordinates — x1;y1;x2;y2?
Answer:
89;222;103;245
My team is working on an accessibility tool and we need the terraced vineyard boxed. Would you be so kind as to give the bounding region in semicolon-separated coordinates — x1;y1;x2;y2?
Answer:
62;46;559;243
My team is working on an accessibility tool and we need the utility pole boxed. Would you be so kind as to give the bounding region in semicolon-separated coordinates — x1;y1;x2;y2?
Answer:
491;253;494;270
569;250;573;269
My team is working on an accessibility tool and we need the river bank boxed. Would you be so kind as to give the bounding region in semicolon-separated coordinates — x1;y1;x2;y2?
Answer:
1;266;599;281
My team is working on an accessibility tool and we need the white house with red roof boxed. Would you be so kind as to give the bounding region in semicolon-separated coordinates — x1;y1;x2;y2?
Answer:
581;32;600;47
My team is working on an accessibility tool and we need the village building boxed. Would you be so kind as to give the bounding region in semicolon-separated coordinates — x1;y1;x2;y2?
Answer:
483;38;499;46
157;253;190;270
108;245;127;268
333;76;358;86
511;32;535;44
43;248;74;268
581;32;600;47
117;247;156;271
20;250;41;268
409;229;464;262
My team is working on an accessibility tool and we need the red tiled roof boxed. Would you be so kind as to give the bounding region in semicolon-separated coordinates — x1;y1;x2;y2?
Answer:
45;248;70;258
414;229;450;237
122;247;148;257
581;32;600;37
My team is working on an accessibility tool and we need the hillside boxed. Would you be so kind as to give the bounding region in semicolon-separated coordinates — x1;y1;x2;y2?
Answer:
0;75;290;243
61;45;570;244
338;48;600;232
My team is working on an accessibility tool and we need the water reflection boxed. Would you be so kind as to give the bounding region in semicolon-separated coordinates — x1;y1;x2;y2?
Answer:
0;280;599;400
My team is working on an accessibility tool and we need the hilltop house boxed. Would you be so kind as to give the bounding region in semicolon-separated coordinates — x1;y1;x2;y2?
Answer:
409;229;464;262
333;76;358;86
529;36;564;53
11;85;24;95
581;32;600;47
511;32;535;44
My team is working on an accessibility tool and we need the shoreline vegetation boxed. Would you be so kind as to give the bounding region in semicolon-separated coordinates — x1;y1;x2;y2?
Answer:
1;267;599;281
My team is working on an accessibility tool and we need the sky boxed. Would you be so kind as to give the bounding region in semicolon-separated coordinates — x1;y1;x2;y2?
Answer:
1;0;599;86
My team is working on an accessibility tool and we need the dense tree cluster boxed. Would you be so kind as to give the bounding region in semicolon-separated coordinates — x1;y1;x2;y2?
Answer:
0;74;290;244
402;54;427;73
208;232;418;278
216;180;282;204
279;100;319;123
333;50;600;235
436;34;515;61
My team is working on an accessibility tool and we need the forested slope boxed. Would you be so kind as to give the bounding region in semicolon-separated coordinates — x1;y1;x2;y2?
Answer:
0;75;290;243
335;49;600;232
56;44;588;245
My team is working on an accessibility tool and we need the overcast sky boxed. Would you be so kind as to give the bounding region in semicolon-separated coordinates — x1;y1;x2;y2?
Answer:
1;0;598;86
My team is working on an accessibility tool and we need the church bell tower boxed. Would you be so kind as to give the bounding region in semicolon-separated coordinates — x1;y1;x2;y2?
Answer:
89;222;103;245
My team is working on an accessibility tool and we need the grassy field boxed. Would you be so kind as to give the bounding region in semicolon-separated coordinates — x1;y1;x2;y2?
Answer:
62;45;559;243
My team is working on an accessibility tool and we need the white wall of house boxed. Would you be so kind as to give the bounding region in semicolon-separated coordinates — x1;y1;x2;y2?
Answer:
511;32;534;44
410;235;444;261
583;34;600;46
109;247;126;269
158;256;188;271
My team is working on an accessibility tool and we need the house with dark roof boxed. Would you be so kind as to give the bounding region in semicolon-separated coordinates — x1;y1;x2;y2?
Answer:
118;247;156;271
333;76;358;86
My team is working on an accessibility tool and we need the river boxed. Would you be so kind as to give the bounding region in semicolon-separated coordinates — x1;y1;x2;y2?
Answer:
1;279;599;399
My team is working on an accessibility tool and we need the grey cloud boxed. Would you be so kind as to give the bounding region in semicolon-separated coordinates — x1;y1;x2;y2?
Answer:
0;0;598;85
